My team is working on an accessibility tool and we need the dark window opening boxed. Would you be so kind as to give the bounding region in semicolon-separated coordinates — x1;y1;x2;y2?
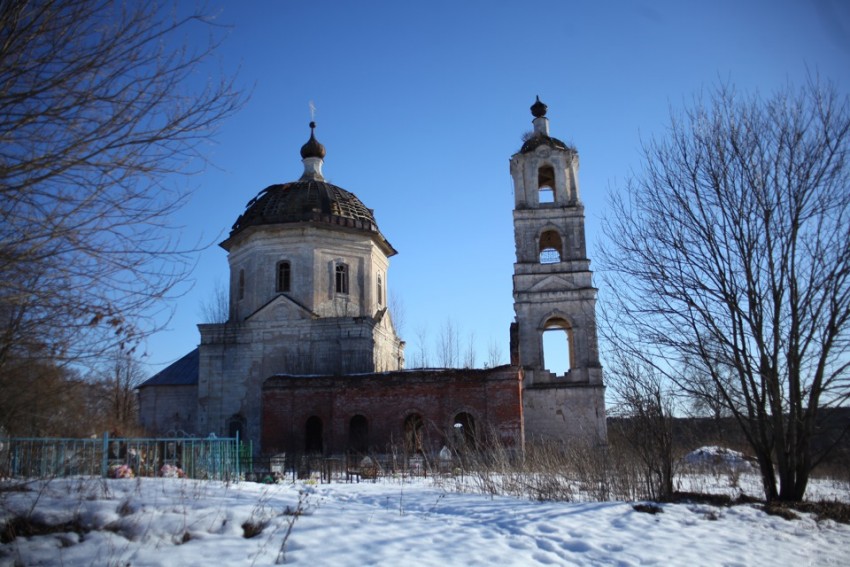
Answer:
228;415;246;439
276;261;291;292
404;413;424;454
238;269;245;300
377;273;383;306
335;263;349;294
539;230;563;264
349;415;369;454
305;416;323;454
453;412;476;448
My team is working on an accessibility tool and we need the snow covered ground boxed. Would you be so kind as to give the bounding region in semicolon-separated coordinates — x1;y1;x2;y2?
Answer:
2;470;849;566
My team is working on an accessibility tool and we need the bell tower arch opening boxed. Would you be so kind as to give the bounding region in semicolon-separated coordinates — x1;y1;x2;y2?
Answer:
539;229;563;264
538;164;555;203
541;317;573;377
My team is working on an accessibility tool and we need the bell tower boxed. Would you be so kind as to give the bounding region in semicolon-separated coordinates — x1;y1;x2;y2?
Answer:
510;97;606;442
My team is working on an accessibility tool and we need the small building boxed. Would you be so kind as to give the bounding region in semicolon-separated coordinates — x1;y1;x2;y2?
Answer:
138;100;606;456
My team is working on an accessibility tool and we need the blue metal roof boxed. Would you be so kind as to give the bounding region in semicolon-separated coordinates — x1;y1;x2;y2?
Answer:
138;348;199;387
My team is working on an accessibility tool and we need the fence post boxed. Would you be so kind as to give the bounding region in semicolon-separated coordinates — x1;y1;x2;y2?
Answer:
235;431;240;480
101;432;109;478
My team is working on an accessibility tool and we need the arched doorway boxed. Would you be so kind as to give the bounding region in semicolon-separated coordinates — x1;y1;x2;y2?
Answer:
305;416;323;454
349;415;368;454
403;413;424;454
453;412;476;448
227;415;246;439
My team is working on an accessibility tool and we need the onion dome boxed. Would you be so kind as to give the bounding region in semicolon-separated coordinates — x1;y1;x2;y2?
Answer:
530;96;547;118
300;121;326;159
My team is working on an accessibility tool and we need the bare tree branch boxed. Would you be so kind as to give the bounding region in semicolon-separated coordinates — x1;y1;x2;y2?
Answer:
601;79;850;502
0;0;243;382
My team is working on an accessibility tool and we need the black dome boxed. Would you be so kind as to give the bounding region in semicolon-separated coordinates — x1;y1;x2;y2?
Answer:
530;96;547;118
228;179;395;254
300;121;326;159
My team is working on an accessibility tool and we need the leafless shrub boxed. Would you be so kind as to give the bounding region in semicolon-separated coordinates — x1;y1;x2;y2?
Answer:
275;491;309;564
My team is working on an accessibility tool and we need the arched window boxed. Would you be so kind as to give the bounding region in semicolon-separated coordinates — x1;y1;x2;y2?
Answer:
276;261;291;292
238;269;245;300
539;230;563;264
377;273;383;306
542;317;574;376
538;165;555;203
335;263;349;295
305;416;323;454
403;413;424;454
227;415;246;439
349;415;369;454
453;412;476;448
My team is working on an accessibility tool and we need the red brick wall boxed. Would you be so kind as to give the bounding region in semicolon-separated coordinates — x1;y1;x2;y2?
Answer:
262;366;523;456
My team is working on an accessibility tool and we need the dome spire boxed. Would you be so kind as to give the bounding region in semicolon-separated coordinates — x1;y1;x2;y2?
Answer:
300;121;326;180
530;96;550;136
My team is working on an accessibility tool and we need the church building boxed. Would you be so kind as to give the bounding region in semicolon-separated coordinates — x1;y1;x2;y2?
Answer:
138;99;606;456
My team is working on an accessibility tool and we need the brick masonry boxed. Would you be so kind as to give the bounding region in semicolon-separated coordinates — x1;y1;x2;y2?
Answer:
261;366;523;455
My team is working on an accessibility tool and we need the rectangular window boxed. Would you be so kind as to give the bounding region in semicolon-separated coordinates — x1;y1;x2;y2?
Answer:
277;261;291;292
377;273;383;306
335;263;349;294
238;269;245;300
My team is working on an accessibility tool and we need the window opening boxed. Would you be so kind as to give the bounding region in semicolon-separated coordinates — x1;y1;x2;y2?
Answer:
453;412;476;448
349;415;369;454
542;318;573;376
377;273;383;306
538;165;555;203
403;413;424;454
335;263;349;294
539;230;563;264
238;269;245;300
276;261;291;292
228;415;246;439
305;416;323;454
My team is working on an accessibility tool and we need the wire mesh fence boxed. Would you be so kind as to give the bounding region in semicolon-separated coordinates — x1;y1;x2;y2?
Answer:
0;433;245;481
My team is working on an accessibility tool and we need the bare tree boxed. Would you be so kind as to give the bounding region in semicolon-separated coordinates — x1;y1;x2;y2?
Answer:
463;330;477;369
98;350;147;434
601;80;850;501
412;324;430;368
437;318;460;368
389;292;406;337
486;337;504;368
0;0;241;378
199;279;230;324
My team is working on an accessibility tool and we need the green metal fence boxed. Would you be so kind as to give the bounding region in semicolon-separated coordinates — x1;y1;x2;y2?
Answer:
0;433;244;481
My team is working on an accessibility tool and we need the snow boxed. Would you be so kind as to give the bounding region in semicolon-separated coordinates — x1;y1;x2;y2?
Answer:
2;473;849;566
683;446;755;470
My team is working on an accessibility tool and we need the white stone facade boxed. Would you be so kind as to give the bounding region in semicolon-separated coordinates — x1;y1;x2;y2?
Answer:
194;140;405;447
510;101;607;443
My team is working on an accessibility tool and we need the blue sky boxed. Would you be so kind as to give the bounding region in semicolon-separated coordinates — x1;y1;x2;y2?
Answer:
143;0;850;374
